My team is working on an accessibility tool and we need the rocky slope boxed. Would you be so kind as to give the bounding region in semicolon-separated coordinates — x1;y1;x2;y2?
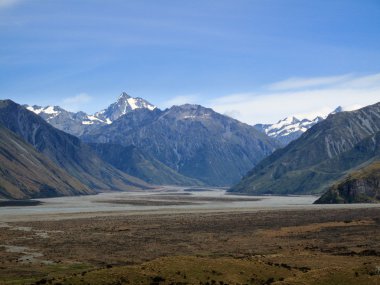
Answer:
0;100;151;193
0;124;92;199
230;102;380;194
315;161;380;204
82;104;278;186
88;143;203;186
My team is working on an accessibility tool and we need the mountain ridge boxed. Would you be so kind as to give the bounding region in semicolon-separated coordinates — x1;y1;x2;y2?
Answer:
230;102;380;194
25;92;155;136
0;124;92;199
0;100;151;193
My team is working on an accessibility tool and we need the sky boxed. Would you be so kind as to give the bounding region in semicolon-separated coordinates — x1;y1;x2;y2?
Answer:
0;0;379;124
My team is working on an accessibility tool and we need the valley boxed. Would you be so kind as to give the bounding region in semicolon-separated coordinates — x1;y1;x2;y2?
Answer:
2;2;379;284
0;187;319;221
0;187;379;284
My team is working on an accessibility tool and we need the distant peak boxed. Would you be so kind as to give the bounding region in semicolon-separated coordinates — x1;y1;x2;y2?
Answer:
93;92;156;123
332;106;343;114
118;92;131;100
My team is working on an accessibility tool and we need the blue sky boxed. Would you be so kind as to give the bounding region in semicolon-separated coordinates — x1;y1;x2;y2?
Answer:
1;0;379;123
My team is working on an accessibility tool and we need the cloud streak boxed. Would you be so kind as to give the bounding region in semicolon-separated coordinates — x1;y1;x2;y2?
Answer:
267;74;353;90
209;73;380;124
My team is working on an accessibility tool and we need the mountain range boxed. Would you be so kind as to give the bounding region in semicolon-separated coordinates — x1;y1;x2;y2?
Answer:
5;91;379;203
26;92;156;136
28;92;339;147
0;94;279;197
27;92;352;152
230;102;380;195
82;104;278;185
27;93;279;186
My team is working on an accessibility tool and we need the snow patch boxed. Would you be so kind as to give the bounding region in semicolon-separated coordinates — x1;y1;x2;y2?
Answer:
260;106;349;141
27;106;59;117
43;106;59;115
26;106;44;114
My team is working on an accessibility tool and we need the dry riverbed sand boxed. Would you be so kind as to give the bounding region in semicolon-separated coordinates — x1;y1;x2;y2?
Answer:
0;187;379;285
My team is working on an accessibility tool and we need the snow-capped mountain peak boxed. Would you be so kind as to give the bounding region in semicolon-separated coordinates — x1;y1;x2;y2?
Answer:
266;116;300;132
26;105;63;118
117;92;156;112
255;107;347;146
24;92;157;136
94;92;156;123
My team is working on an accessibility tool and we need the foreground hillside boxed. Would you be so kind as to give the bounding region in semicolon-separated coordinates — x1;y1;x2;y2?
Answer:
0;100;151;193
83;104;278;186
0;125;91;199
231;102;380;195
315;161;380;204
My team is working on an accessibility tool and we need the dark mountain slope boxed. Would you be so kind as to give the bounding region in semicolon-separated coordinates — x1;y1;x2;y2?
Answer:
88;143;203;186
82;104;278;186
230;102;380;194
0;125;91;199
0;100;150;192
315;161;380;204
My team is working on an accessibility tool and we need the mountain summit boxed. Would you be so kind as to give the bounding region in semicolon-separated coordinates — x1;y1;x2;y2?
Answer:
94;92;156;123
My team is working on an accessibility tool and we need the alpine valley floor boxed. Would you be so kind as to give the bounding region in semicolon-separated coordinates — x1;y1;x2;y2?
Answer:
0;187;379;285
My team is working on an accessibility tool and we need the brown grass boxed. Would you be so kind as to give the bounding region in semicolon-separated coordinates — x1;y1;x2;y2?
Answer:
0;208;379;284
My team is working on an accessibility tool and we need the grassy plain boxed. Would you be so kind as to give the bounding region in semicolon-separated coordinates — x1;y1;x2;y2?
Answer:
0;208;379;284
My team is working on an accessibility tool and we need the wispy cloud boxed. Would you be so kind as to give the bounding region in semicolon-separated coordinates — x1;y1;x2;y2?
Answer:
209;73;380;124
61;93;92;112
0;0;21;8
268;74;353;90
340;73;380;89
